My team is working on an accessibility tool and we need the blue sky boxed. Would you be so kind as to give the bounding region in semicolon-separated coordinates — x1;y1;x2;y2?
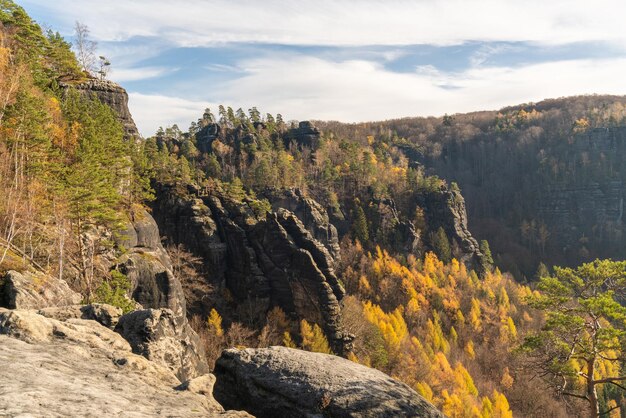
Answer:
18;0;626;136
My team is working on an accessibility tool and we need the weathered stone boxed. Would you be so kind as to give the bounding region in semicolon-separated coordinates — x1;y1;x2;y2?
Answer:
0;270;82;310
284;121;321;150
369;198;421;256
420;187;488;273
118;249;186;322
115;308;210;382
61;79;139;138
0;308;251;417
152;184;350;353
0;308;130;351
214;346;444;418
262;187;341;260
37;303;123;329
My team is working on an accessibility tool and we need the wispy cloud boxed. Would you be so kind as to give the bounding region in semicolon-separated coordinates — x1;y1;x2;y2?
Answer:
128;93;216;134
129;55;626;136
110;66;174;83
20;0;626;47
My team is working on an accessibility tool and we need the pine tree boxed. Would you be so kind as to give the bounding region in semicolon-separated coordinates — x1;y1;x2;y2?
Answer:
352;204;369;243
430;227;452;263
521;259;626;417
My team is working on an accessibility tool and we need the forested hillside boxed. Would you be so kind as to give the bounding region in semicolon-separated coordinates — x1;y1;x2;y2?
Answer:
316;97;626;278
3;1;626;417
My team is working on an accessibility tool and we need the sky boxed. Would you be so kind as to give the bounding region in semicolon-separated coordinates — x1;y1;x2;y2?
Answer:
17;0;626;136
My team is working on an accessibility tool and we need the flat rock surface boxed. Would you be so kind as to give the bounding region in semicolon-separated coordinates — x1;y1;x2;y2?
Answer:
0;309;251;418
214;346;445;418
0;270;82;310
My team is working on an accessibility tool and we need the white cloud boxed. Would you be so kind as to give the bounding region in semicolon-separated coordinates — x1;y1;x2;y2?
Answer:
109;66;173;82
20;0;626;47
128;55;626;136
128;93;216;135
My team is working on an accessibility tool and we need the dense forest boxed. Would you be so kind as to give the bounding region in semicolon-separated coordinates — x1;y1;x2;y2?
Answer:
316;97;626;278
2;1;626;417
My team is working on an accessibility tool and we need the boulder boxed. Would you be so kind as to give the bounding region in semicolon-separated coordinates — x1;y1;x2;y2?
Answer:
115;308;210;382
0;270;82;310
118;249;186;322
213;346;444;418
0;308;250;417
37;303;123;329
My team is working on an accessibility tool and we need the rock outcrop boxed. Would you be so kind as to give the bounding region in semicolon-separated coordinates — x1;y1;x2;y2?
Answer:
369;198;422;255
115;308;210;382
284;121;321;150
116;207;187;322
114;207;211;380
196;123;222;153
0;308;250;417
37;303;123;329
0;270;82;310
420;187;488;273
262;188;341;260
60;78;139;138
152;185;350;353
213;346;444;418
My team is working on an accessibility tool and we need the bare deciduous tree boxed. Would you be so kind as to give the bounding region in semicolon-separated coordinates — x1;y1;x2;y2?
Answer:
73;21;96;74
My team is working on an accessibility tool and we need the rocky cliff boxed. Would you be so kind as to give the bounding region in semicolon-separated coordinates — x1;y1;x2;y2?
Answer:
149;172;489;353
418;187;487;273
152;184;351;354
60;78;139;138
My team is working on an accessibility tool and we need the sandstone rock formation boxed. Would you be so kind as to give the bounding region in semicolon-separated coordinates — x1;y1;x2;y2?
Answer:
115;308;210;382
262;187;341;260
37;303;123;329
61;78;139;138
116;207;188;323
152;185;350;353
419;187;488;273
0;270;82;310
196;123;221;153
370;198;422;255
284;121;321;150
0;308;251;417
213;346;445;418
113;207;211;380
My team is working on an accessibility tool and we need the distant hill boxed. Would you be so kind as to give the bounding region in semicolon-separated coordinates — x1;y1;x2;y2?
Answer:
316;95;626;278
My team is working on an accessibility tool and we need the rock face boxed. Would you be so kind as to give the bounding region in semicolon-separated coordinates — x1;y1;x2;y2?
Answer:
114;207;211;380
284;121;321;150
262;187;341;260
61;79;139;138
116;207;187;321
115;308;210;382
369;198;421;255
37;303;123;329
213;346;444;418
152;185;350;353
0;270;82;310
196;123;222;153
0;308;250;417
420;187;487;273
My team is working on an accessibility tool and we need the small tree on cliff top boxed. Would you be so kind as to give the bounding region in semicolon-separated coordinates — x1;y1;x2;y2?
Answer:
521;259;626;418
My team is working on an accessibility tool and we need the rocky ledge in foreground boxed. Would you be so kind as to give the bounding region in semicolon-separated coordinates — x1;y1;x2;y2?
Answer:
213;346;445;418
0;308;251;418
